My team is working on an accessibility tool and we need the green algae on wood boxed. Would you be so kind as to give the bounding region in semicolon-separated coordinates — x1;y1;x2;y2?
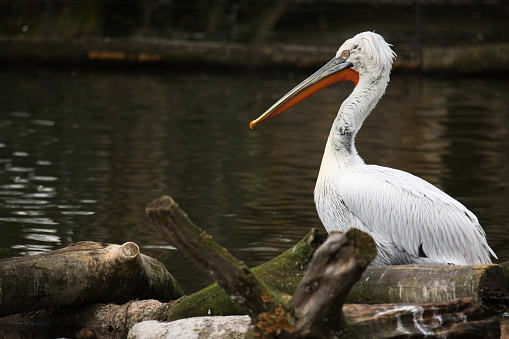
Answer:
164;227;325;322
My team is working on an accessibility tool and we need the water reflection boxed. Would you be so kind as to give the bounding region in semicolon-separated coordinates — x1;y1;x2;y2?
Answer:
0;68;507;293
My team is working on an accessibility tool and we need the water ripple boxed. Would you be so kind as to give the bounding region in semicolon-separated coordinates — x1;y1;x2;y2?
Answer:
12;210;45;216
5;198;50;205
1;184;27;189
30;175;58;182
25;192;57;199
11;244;53;256
0;217;58;225
6;166;35;173
30;119;55;127
24;233;61;243
60;211;95;215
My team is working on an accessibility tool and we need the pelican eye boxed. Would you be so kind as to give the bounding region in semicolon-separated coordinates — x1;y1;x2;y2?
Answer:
341;50;350;59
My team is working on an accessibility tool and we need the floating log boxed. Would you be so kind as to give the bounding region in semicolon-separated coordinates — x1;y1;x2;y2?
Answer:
0;241;184;317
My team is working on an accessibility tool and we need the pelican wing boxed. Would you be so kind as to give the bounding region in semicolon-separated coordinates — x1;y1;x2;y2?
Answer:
338;165;495;264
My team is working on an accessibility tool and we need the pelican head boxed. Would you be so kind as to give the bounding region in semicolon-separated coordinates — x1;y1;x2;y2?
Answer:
338;32;396;79
250;32;396;129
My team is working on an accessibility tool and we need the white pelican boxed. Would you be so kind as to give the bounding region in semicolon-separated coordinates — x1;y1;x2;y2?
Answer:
250;32;497;265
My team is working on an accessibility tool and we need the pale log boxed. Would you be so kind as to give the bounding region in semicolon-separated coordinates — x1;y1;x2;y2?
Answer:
0;241;184;317
348;263;507;311
0;227;324;332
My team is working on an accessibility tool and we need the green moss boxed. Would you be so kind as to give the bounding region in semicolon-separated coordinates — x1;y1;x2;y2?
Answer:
164;228;324;321
253;228;324;295
166;283;245;321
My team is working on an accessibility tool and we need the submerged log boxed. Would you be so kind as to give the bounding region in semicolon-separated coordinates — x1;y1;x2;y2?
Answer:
344;298;500;338
0;241;184;317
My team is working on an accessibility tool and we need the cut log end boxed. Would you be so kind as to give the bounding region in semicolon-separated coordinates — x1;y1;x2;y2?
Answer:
120;242;140;261
146;195;176;211
145;196;188;223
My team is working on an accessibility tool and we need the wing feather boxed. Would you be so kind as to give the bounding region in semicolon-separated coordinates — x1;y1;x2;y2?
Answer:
338;165;495;264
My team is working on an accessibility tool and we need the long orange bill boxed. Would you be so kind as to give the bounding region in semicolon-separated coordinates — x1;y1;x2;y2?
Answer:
250;57;359;129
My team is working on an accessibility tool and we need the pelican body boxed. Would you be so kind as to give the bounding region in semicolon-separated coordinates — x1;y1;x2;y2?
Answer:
250;32;496;265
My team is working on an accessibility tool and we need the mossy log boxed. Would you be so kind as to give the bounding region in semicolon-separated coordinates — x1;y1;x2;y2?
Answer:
0;241;184;317
146;195;296;336
163;226;324;322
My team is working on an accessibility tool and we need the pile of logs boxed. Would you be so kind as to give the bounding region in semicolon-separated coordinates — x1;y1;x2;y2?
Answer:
0;195;507;338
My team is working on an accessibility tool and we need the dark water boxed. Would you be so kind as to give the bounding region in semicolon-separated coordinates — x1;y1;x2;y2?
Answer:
0;67;508;296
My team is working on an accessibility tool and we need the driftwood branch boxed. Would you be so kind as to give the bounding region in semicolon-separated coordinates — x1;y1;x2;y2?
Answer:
292;230;377;337
165;227;324;323
0;241;184;317
146;195;295;336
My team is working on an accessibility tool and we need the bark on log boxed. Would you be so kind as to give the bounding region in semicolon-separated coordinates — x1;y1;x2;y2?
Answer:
0;299;170;333
292;230;377;338
348;264;508;311
0;241;184;317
